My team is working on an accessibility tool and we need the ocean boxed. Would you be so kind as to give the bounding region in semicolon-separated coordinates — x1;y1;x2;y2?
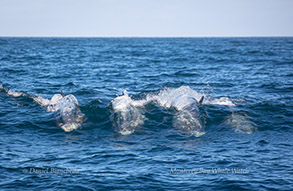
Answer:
0;37;292;190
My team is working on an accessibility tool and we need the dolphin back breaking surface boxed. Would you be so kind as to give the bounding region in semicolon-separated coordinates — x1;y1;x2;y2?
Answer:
110;86;207;136
1;85;85;132
48;94;85;132
154;86;206;137
2;84;252;135
110;91;145;135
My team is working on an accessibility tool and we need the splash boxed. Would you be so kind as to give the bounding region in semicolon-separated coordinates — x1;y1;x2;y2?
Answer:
148;86;235;107
32;95;51;107
152;86;206;137
109;86;237;136
152;86;204;109
146;86;235;136
0;85;28;97
110;87;205;136
207;97;235;106
7;90;27;97
110;90;145;135
2;84;247;135
1;85;85;132
44;94;85;132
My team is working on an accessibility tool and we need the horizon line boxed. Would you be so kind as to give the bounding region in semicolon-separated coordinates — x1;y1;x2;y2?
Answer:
0;35;293;38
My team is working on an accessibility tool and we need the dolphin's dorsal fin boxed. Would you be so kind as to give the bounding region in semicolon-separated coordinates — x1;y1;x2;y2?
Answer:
199;96;204;106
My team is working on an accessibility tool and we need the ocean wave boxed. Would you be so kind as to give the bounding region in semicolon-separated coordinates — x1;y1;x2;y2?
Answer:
109;86;236;136
2;84;253;136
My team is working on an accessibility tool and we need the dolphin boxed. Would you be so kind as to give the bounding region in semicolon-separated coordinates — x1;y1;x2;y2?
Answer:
172;95;205;137
110;90;145;135
48;93;85;132
1;85;85;132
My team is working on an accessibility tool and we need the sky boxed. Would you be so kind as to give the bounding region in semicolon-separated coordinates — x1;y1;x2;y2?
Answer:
0;0;292;37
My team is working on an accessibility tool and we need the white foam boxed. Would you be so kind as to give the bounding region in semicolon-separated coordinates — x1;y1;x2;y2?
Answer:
153;86;204;110
111;91;145;135
44;94;79;112
207;97;235;106
110;86;208;136
7;90;27;97
32;95;51;107
111;91;132;111
3;86;85;132
142;86;236;136
141;86;235;108
50;94;63;105
59;122;81;132
119;128;135;136
152;86;205;136
47;94;85;132
193;131;206;137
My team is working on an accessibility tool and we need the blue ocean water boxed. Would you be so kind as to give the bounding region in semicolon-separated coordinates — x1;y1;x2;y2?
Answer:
0;37;292;190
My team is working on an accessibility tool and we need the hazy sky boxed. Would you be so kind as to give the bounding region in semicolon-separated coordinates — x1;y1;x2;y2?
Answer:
0;0;292;37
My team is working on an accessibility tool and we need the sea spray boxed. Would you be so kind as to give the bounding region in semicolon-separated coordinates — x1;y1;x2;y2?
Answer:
110;90;146;135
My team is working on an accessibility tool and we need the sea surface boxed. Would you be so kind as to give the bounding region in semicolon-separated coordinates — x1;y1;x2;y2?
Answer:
0;37;292;191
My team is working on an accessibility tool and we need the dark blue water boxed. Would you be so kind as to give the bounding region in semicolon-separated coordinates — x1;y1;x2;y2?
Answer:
0;37;292;190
